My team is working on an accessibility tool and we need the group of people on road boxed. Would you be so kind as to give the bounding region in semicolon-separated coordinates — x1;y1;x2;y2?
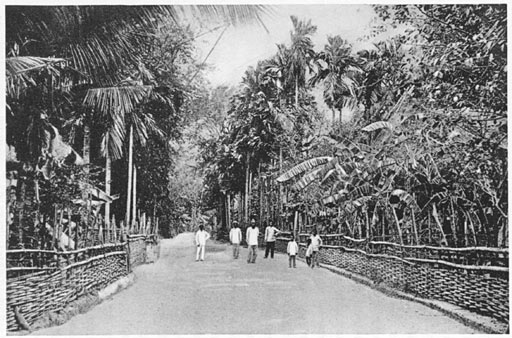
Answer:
195;219;323;268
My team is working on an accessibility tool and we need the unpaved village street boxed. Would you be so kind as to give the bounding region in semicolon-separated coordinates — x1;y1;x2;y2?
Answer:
34;233;478;335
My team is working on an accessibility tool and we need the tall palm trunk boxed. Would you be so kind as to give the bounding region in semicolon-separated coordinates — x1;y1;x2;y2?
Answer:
244;153;251;225
83;124;91;247
125;125;134;230
105;133;111;232
17;180;27;249
132;165;137;232
295;76;299;108
226;193;231;228
258;164;263;228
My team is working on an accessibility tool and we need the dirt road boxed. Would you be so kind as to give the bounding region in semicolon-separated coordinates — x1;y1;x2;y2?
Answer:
34;233;478;334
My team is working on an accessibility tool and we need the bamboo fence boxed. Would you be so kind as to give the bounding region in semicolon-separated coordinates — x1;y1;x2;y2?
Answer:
276;232;508;323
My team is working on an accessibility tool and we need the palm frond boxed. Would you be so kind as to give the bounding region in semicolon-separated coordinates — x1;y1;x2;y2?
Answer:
6;56;67;76
101;121;126;160
361;121;394;132
292;167;323;191
7;6;270;85
83;85;153;118
276;156;333;183
6;56;68;98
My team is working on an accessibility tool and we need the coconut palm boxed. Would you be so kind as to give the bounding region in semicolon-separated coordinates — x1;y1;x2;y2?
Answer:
6;5;271;246
288;16;317;108
309;35;362;122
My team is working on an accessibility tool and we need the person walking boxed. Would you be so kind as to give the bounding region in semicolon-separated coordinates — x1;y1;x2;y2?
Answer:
264;221;280;259
310;229;323;268
287;235;299;268
305;238;313;267
246;219;259;264
229;221;242;259
195;225;210;262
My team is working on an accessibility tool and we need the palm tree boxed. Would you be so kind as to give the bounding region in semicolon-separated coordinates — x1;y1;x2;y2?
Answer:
309;35;362;122
6;5;271;245
288;16;317;108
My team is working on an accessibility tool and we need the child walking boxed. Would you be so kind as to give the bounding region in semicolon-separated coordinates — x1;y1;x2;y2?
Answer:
287;235;299;268
305;238;313;267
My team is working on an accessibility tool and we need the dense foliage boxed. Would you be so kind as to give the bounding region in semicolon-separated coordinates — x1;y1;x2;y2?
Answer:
202;5;507;247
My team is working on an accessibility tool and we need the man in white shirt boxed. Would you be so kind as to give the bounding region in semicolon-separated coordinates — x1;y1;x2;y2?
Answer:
246;218;259;263
195;225;210;261
287;235;299;268
310;229;323;268
264;221;280;259
229;221;242;259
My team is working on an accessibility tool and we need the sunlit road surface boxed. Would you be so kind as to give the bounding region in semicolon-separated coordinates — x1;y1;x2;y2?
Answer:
34;233;478;335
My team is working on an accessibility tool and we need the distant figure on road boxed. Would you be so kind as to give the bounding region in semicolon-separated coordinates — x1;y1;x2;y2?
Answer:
246;219;259;263
287;235;299;268
305;238;313;267
229;221;242;259
310;230;323;268
264;221;281;259
195;225;210;262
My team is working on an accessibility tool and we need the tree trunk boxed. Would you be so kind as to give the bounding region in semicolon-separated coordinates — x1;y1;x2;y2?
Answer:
295;76;299;108
125;125;134;229
227;193;231;228
278;148;283;228
391;206;404;245
258;164;263;227
432;204;448;246
132;165;137;232
293;210;298;238
244;153;251;225
411;206;419;245
83;124;91;247
365;206;370;239
105;133;111;231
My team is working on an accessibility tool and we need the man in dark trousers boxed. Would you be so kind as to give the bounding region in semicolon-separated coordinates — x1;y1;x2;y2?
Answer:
264;221;281;259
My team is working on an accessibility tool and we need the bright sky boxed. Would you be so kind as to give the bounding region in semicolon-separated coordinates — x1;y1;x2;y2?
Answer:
195;4;377;86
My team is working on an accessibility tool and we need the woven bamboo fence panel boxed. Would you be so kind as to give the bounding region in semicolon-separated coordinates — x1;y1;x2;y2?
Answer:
276;234;508;323
6;245;127;331
145;235;160;263
127;235;147;268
